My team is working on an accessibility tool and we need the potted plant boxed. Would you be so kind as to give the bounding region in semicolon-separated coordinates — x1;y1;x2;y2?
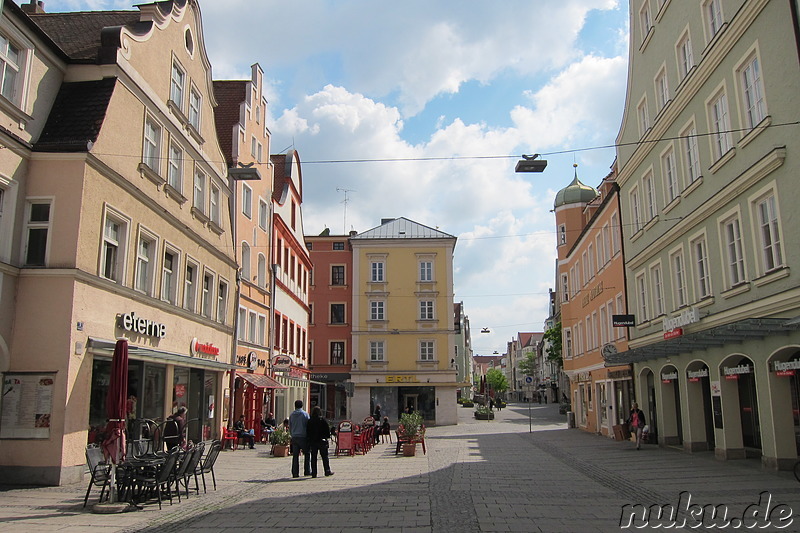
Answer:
399;412;423;456
461;398;474;407
474;405;495;420
270;426;291;457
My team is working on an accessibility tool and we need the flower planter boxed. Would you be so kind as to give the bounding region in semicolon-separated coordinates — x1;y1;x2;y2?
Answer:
402;443;417;456
474;412;495;420
461;402;474;408
273;444;290;457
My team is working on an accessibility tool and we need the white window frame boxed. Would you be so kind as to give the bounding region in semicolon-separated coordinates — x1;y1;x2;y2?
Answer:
161;245;179;304
257;314;266;345
370;300;385;321
630;185;643;233
635;272;649;322
703;0;724;40
134;229;157;295
193;167;206;211
167;143;183;192
637;96;650;137
0;32;22;103
650;263;664;317
184;259;199;312
642;171;656;221
561;273;569;302
241;242;251;282
217;278;229;323
143;116;162;173
691;234;712;299
209;184;220;226
100;208;126;281
419;340;435;362
419;260;433;281
680;120;702;184
201;270;215;319
670;248;688;308
720;213;747;288
736;49;767;130
654;66;669;110
639;1;652;44
188;86;201;130
371;261;384;282
238;306;247;341
707;86;732;161
750;189;783;275
170;60;185;107
558;224;566;245
257;253;267;288
258;198;268;230
242;184;252;219
419;300;434;320
661;146;679;204
369;340;385;362
611;212;620;254
248;310;257;343
676;30;694;80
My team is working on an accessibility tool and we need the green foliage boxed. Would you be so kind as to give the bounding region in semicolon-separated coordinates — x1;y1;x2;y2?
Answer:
399;411;423;439
270;426;291;446
517;352;536;378
486;368;509;393
474;405;492;415
543;322;563;366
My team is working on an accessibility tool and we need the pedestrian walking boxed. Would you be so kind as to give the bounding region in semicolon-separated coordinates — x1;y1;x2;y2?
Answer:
288;400;311;478
628;402;646;450
307;406;334;478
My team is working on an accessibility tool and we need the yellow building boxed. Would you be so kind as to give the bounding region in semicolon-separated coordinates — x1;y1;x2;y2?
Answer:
349;218;458;425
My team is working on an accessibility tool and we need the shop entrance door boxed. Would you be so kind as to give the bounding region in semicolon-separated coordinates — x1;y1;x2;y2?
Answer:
646;371;658;443
738;370;761;450
700;374;715;449
402;394;418;414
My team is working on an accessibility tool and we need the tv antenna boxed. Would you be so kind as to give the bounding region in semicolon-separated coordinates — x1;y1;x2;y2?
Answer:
336;188;355;234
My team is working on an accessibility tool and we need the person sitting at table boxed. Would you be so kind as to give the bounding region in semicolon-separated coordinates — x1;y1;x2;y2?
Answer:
261;411;277;441
234;415;256;449
163;407;187;450
380;416;391;443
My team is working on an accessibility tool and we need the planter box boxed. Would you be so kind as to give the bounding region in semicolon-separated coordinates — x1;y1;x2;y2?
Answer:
273;444;290;457
474;412;495;420
461;402;474;408
402;443;417;456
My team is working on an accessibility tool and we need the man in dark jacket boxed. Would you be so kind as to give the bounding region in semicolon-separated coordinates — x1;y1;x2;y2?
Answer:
307;406;334;478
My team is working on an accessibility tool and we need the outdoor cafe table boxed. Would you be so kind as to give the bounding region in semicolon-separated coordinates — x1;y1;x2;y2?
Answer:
117;455;166;503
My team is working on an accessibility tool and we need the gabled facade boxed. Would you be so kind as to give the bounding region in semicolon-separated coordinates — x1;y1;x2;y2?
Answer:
306;232;355;420
608;0;800;469
269;150;312;421
1;0;237;485
349;217;458;425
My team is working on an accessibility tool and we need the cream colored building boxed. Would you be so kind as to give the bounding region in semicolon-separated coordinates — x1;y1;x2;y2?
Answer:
607;0;800;470
0;0;237;485
349;218;458;425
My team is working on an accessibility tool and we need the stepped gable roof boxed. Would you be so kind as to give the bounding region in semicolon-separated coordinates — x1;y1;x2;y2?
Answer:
34;78;116;152
28;10;141;62
212;80;247;167
352;217;455;240
554;167;598;208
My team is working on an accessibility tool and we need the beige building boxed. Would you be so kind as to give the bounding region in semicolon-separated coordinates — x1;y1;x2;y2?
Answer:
0;0;237;485
607;0;800;469
350;218;459;425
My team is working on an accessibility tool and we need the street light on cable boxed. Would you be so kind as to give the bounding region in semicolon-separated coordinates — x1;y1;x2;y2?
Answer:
515;153;547;173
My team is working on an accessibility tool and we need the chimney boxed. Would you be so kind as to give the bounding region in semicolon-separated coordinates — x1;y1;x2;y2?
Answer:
21;1;46;14
349;230;358;237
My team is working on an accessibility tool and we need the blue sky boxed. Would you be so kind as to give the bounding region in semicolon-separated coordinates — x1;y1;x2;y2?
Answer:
29;0;630;355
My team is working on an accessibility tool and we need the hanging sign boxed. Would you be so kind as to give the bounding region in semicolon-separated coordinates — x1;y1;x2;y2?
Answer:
723;364;752;380
661;371;678;383
687;368;708;382
272;354;292;370
774;360;800;377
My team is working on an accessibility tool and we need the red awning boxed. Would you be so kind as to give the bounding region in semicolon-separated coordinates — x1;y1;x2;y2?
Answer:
237;372;287;389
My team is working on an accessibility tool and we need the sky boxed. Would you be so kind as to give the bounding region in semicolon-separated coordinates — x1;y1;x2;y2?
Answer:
31;0;631;356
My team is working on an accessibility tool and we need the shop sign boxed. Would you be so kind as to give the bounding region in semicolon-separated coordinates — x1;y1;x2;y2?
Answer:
386;375;420;383
289;366;306;379
248;351;258;371
608;369;632;379
687;368;708;382
662;307;699;333
774;360;800;377
664;328;683;340
581;280;603;308
723;364;752;380
119;311;166;338
190;338;220;360
272;355;292;370
310;373;351;381
661;371;678;383
577;372;591;382
612;314;635;327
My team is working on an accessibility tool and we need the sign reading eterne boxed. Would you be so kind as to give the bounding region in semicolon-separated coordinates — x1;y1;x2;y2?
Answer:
612;314;635;327
119;311;166;338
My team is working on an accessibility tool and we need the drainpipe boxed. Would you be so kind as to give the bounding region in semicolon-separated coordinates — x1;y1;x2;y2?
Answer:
227;176;239;431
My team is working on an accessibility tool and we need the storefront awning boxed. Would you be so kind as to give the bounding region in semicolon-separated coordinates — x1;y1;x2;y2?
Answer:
237;372;287;389
88;337;237;371
604;317;800;366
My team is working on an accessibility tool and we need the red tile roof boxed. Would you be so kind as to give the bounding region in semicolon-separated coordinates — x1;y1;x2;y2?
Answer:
212;80;247;167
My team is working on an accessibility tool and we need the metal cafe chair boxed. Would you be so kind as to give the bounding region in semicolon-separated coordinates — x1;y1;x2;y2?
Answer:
194;440;222;493
83;445;112;507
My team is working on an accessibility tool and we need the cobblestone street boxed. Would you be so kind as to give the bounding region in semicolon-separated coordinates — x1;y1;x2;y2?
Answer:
2;403;799;532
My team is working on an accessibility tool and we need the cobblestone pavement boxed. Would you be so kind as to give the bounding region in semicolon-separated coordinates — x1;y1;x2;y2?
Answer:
2;403;800;532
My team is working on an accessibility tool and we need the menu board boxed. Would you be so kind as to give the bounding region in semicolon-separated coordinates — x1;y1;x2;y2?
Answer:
1;373;55;439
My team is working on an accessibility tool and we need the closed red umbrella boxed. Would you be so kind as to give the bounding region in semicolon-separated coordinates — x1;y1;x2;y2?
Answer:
102;338;128;466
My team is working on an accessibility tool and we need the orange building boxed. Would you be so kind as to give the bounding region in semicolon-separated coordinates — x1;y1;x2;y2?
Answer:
556;166;632;437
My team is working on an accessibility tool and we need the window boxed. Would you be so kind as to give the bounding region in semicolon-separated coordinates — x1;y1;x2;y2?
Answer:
184;261;197;311
420;341;435;361
671;250;687;308
754;194;783;272
581;251;589;286
250;136;257;157
330;303;345;324
167;144;183;192
636;273;649;322
681;123;701;184
0;34;21;101
238;307;247;340
257;254;266;288
242;184;252;218
134;234;155;294
188;87;201;129
370;301;385;321
258;199;268;230
637;97;650;137
642;172;656;220
333;242;345;250
217;279;228;323
170;61;185;106
722;216;746;286
739;54;766;129
639;1;652;44
630;186;642;232
655;68;669;110
677;32;694;79
558;224;566;245
704;0;723;39
692;237;712;299
248;311;257;343
193;168;206;211
611;213;620;254
161;248;178;303
599;306;607;346
257;314;266;345
331;265;345;286
420;301;434;320
561;273;569;302
419;261;433;281
143;117;161;173
369;341;385;362
201;271;213;319
588;243;595;279
100;213;124;280
662;148;679;203
257;142;263;163
602;225;611;264
564;330;573;358
708;90;732;160
371;261;384;282
241;242;251;282
331;342;345;365
651;264;664;317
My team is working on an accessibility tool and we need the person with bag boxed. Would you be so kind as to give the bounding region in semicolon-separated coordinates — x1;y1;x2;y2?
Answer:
307;406;334;478
628;402;646;450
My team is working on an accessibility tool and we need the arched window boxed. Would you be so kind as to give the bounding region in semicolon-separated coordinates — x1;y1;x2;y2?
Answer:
257;253;266;288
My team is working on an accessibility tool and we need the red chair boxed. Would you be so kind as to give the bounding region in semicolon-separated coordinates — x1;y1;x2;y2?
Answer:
221;428;238;451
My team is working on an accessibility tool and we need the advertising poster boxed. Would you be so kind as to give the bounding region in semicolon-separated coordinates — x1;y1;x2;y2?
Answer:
1;373;55;439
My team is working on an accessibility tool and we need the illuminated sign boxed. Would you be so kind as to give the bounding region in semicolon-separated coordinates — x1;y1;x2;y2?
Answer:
191;338;220;360
119;312;166;338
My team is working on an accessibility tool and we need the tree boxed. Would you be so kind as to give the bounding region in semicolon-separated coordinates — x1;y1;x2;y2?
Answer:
486;368;509;394
542;321;563;366
517;352;536;378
